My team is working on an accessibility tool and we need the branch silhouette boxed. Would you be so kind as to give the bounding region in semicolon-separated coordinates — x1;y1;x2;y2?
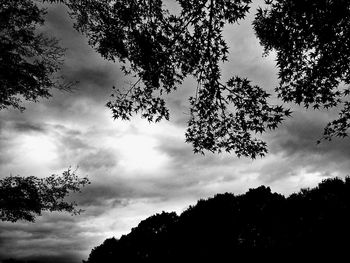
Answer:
0;168;90;222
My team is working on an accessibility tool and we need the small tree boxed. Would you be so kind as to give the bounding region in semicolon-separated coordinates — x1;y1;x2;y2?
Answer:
0;169;90;222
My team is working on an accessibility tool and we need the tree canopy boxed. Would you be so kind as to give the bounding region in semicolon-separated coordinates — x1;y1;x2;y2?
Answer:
254;0;350;142
0;169;89;222
85;177;350;262
0;0;71;111
61;0;291;158
2;0;350;157
58;0;350;157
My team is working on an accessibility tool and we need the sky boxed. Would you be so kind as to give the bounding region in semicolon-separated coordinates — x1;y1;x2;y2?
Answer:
1;1;350;262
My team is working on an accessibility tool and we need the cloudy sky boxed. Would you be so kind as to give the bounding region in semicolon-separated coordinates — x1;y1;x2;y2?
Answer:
1;1;350;262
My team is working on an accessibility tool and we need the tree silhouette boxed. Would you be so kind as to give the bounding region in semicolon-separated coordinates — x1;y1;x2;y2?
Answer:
61;0;291;158
0;0;91;223
59;0;350;157
0;169;89;222
4;1;350;157
253;0;350;142
0;0;72;111
84;177;350;262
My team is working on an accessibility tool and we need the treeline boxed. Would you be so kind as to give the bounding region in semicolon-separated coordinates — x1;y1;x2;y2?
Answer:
85;177;350;262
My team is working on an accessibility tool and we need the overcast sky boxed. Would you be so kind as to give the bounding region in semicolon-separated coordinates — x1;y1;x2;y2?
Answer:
1;1;350;262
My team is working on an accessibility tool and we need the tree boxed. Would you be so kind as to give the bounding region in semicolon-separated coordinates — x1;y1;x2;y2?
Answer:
0;0;88;223
84;177;350;262
62;0;350;157
5;0;349;158
0;169;90;222
61;0;291;159
0;0;72;111
253;0;350;141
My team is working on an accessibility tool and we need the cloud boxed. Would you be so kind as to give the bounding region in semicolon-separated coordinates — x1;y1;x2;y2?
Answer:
239;109;350;189
0;213;92;262
78;149;118;171
12;121;47;134
72;181;132;208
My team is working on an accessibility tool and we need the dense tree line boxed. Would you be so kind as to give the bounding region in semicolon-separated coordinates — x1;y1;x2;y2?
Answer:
85;177;350;262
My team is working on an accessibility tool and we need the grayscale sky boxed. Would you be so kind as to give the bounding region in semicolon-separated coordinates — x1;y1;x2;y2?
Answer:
1;1;350;262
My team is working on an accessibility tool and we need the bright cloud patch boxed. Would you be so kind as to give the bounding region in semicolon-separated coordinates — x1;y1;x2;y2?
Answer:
19;134;58;166
116;134;170;174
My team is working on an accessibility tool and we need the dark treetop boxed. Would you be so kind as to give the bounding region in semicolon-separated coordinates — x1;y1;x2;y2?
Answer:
85;177;350;262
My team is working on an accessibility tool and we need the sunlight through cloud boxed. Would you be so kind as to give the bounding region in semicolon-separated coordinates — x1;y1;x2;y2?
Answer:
19;134;58;168
116;134;170;174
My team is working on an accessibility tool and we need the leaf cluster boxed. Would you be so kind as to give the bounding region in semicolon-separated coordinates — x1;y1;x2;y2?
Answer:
64;0;290;158
0;169;90;222
254;0;350;141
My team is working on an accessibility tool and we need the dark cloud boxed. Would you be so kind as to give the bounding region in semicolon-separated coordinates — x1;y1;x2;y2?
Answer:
68;65;117;90
158;141;242;169
37;3;123;115
253;110;350;183
78;149;118;171
0;119;49;137
14;254;80;263
272;117;350;161
0;214;92;263
49;125;121;172
12;121;47;134
59;131;91;152
72;181;132;208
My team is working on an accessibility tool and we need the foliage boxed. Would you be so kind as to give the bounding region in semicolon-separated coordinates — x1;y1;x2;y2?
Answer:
4;0;350;157
85;177;350;261
0;169;90;222
62;0;291;158
0;0;72;111
253;0;350;141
